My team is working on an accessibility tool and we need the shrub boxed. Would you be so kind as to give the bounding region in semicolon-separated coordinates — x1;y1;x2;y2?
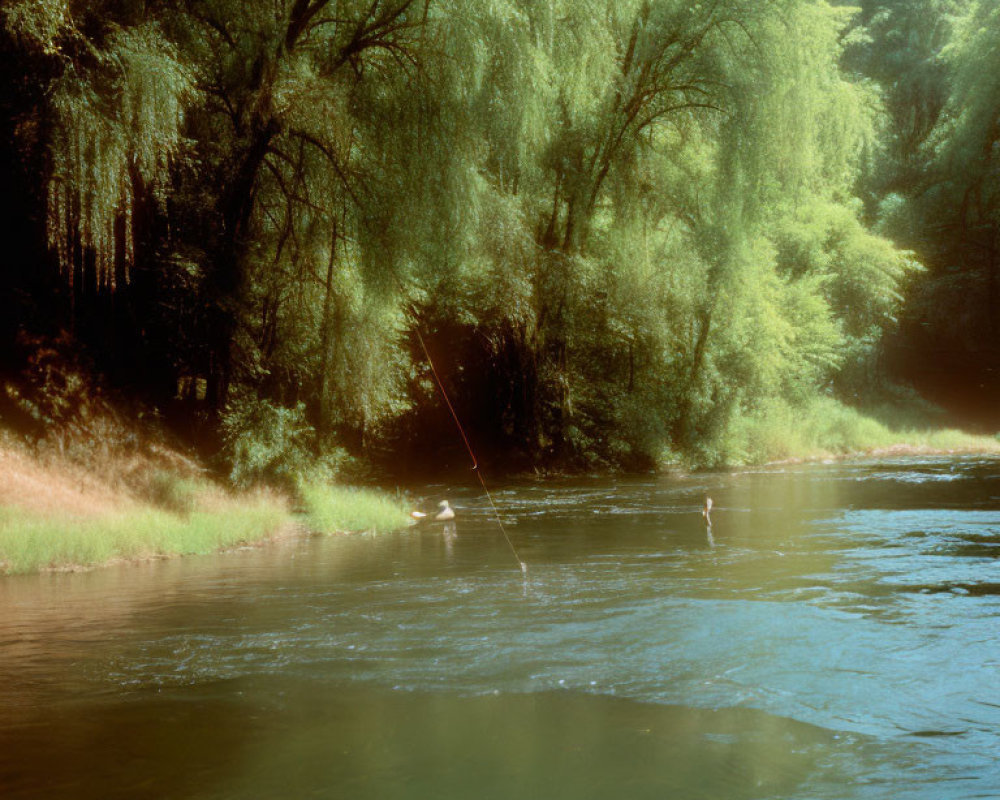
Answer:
140;470;200;515
221;398;315;489
298;482;412;534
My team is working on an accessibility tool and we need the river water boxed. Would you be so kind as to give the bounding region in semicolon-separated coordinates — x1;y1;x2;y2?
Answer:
1;457;999;799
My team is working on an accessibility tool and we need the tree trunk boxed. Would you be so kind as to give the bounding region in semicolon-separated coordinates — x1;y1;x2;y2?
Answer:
317;217;339;438
206;118;278;411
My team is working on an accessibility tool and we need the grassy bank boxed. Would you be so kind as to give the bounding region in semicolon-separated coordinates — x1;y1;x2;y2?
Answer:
0;480;418;575
0;438;290;574
0;499;291;575
298;482;413;535
0;481;417;575
718;397;1000;466
3;390;997;574
0;437;415;575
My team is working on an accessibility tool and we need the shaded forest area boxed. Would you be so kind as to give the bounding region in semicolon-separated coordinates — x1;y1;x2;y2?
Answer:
0;0;997;481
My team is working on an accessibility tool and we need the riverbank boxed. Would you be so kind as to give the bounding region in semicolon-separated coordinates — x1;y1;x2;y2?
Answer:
0;438;413;576
693;396;1000;468
0;440;289;574
3;392;998;575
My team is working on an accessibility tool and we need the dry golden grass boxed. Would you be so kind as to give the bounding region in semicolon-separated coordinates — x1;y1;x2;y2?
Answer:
0;444;137;518
0;438;294;574
0;348;303;574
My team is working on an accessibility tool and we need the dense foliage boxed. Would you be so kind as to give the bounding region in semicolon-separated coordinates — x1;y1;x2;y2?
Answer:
0;0;949;475
846;0;1000;426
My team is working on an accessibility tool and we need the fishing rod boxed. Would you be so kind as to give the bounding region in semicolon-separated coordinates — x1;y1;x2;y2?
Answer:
412;325;527;576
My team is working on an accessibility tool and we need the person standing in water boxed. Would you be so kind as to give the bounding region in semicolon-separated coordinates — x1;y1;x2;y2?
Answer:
410;499;456;521
702;496;714;547
435;500;455;521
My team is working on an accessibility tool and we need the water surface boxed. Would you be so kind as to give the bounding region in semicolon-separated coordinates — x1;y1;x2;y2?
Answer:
2;457;999;798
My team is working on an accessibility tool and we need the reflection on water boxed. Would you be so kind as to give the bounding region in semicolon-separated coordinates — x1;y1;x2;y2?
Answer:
1;456;999;799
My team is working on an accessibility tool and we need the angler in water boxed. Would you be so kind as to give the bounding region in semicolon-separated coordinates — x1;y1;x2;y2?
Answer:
410;499;456;522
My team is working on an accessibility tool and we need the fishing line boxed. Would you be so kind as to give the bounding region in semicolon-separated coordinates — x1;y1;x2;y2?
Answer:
413;326;527;575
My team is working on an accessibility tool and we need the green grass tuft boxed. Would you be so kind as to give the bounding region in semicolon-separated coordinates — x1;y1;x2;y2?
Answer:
298;482;412;535
722;396;1000;466
0;499;290;575
139;470;203;515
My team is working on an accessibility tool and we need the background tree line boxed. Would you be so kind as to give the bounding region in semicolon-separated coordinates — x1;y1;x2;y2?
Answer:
845;0;1000;429
0;0;991;480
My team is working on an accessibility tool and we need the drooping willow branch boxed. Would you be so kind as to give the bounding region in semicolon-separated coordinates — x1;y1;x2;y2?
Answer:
45;21;193;290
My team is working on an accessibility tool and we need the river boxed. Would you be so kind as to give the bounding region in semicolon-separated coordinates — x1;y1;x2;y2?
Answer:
1;456;998;798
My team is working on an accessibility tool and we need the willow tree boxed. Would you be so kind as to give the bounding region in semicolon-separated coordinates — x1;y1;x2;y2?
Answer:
4;0;448;461
2;0;927;474
408;0;922;468
891;0;1000;393
847;0;966;195
165;0;433;411
2;0;192;296
927;1;1000;258
453;0;812;463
